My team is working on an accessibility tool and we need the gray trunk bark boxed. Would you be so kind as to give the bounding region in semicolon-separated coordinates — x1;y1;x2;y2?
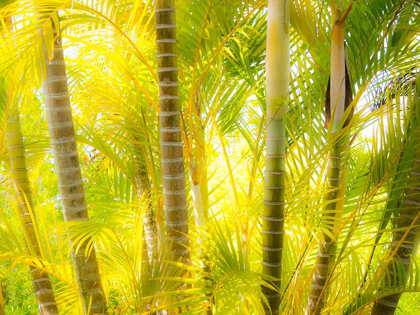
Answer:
41;14;106;314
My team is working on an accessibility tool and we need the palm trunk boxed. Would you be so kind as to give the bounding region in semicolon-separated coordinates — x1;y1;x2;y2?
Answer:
186;97;211;314
194;97;209;218
2;7;59;313
306;7;347;315
7;110;60;315
133;158;157;262
188;163;212;314
0;282;4;315
41;14;106;314
305;142;344;315
189;97;209;248
188;166;207;243
371;119;420;314
133;154;156;315
262;1;290;314
155;0;189;263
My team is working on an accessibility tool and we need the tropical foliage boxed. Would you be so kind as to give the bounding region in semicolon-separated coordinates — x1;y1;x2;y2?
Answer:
0;0;419;314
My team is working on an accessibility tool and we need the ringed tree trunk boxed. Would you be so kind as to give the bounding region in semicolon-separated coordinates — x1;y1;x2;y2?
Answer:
2;8;59;314
41;14;106;314
7;110;60;315
155;0;189;263
133;146;158;263
133;164;154;285
262;1;290;314
187;98;212;314
306;6;350;315
371;88;420;315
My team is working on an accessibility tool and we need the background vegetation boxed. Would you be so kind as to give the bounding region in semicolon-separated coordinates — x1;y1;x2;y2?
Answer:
0;0;420;314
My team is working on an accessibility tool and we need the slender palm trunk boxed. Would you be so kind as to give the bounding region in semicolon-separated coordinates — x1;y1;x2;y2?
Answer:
188;165;207;243
187;97;212;314
0;282;4;315
306;8;347;315
189;98;209;248
371;181;420;314
136;168;157;263
133;158;157;262
6;110;60;314
188;161;212;314
305;143;344;315
41;15;106;314
194;96;210;218
134;166;153;292
155;0;189;263
372;96;420;314
2;8;59;313
134;167;154;313
262;1;290;314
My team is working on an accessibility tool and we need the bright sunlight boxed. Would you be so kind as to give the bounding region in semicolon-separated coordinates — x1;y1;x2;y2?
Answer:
0;0;419;314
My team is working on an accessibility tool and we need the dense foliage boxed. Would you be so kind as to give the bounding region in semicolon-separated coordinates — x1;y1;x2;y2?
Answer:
0;0;420;314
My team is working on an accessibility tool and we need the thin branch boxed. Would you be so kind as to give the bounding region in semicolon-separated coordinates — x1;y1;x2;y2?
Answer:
340;0;356;23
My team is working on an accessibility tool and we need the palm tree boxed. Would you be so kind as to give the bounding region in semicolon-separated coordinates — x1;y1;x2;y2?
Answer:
6;110;60;315
41;12;106;314
155;0;189;262
1;7;59;314
371;74;420;315
2;1;420;314
6;103;60;315
133;140;158;262
262;0;289;314
187;97;209;251
306;3;353;314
